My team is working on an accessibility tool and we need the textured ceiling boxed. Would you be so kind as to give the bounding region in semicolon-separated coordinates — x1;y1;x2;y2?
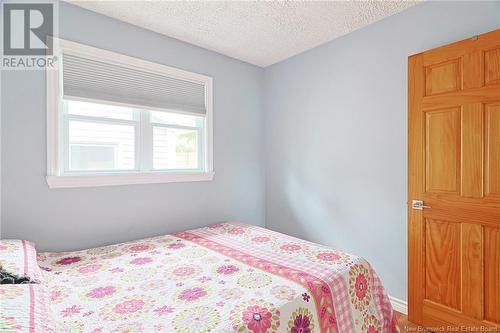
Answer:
68;1;420;67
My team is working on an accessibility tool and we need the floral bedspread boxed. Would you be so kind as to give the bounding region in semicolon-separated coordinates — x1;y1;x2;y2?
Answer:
0;284;55;332
37;222;398;333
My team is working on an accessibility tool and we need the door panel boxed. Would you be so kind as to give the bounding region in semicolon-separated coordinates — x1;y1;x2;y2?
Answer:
484;226;500;324
425;108;461;194
409;29;500;330
461;223;483;319
485;47;500;86
424;219;461;309
425;59;462;95
486;103;500;196
461;103;484;198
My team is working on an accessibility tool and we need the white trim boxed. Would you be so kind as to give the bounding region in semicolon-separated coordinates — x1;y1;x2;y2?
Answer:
46;172;215;188
46;43;63;176
205;77;214;173
46;38;214;187
389;295;408;315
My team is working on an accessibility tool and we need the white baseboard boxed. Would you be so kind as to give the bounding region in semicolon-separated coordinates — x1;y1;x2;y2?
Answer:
389;295;408;315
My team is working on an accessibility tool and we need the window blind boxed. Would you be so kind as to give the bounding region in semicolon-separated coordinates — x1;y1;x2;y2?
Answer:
62;53;207;115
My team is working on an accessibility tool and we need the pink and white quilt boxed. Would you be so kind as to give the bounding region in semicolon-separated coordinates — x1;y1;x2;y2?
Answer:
35;222;398;333
0;284;55;332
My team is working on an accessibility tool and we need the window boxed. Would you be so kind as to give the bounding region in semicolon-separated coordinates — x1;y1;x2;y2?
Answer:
46;39;213;188
63;99;205;173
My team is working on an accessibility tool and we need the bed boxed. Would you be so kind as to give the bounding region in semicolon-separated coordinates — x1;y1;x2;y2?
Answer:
1;222;398;333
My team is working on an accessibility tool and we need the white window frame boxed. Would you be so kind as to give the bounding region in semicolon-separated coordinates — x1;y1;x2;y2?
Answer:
46;38;214;188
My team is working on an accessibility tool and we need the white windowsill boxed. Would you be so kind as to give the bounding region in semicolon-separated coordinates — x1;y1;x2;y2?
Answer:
46;172;215;188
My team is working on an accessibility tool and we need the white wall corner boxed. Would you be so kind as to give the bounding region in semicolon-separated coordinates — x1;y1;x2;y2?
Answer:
389;295;408;315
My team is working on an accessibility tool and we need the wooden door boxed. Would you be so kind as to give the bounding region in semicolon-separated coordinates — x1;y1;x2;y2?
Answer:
408;29;500;330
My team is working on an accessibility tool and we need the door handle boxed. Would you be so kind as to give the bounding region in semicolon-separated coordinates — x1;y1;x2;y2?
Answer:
411;200;431;210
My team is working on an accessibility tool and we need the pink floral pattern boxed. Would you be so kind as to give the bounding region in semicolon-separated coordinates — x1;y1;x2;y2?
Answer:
251;236;270;243
288;307;315;333
35;222;397;333
100;296;154;321
176;286;209;302
153;305;174;316
280;243;302;252
84;286;117;299
307;249;351;266
168;264;202;280
49;286;71;303
349;264;372;310
55;256;82;266
167;243;185;250
228;227;246;235
230;299;280;333
77;263;104;274
317;251;341;261
243;305;273;332
363;315;382;333
129;257;152;265
216;264;240;275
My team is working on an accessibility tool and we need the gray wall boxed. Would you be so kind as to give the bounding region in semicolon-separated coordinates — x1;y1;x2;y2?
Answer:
1;2;265;251
263;1;500;301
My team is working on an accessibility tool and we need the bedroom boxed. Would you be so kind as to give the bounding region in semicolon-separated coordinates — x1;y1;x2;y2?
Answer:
0;0;499;332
